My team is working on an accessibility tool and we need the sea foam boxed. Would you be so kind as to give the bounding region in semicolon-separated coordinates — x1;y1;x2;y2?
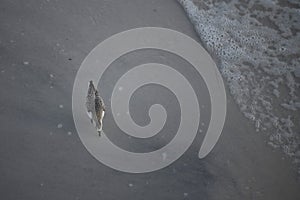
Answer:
178;0;300;172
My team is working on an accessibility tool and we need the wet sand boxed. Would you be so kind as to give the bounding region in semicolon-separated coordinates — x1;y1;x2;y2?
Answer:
0;0;299;199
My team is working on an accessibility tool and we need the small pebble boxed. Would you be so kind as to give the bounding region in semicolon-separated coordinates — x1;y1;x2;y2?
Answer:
23;61;29;65
162;152;167;161
57;124;63;129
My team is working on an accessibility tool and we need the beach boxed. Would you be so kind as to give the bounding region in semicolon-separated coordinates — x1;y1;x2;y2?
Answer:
0;0;299;199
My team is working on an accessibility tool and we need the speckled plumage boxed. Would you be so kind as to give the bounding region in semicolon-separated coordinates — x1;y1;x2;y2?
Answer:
86;80;96;123
95;90;105;136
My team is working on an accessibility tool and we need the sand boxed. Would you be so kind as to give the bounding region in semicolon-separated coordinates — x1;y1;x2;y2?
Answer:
0;0;299;199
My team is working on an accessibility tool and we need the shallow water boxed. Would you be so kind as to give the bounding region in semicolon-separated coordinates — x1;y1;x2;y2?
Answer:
178;0;300;173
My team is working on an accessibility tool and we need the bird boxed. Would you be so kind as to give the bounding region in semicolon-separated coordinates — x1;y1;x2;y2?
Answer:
86;80;96;124
94;90;105;136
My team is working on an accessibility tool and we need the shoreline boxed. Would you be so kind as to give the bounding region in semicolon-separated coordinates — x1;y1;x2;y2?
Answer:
0;0;299;199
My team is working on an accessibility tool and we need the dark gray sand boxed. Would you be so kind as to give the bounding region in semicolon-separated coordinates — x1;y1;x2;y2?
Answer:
0;0;299;199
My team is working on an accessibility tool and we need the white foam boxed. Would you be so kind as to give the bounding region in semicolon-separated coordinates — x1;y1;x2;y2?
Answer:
178;0;300;171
